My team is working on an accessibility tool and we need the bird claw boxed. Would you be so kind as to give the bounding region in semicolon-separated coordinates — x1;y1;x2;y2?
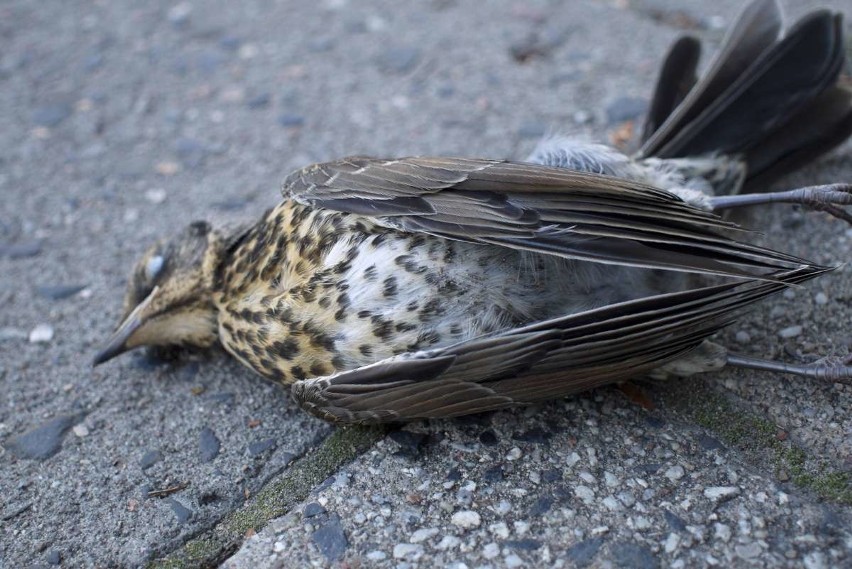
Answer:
710;183;852;225
794;184;852;225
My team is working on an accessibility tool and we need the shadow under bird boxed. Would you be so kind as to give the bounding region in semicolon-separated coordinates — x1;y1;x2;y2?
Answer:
96;0;852;424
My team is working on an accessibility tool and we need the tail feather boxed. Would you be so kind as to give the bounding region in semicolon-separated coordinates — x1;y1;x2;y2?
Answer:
641;36;701;142
637;0;851;190
744;86;852;191
640;0;783;155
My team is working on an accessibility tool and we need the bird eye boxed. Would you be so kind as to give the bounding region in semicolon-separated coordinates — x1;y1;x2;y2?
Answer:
145;255;165;281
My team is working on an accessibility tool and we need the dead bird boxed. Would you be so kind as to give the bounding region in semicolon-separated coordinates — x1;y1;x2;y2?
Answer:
95;0;852;424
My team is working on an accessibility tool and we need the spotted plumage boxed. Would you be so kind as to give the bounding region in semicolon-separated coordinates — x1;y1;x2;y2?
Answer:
95;0;852;424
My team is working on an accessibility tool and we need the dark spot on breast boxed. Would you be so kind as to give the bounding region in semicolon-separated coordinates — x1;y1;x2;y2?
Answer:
443;244;456;264
382;276;398;298
301;288;317;303
358;310;372;319
337;293;350;307
418;298;444;322
363;265;378;281
309;363;329;377
290;365;307;381
424;272;439;285
334;308;347;322
372;233;387;247
408;234;426;250
395;322;417;333
318;296;332;309
418;330;442;345
271;338;300;360
371;317;394;341
303;321;336;351
450;323;462;335
333;259;352;275
359;344;373;357
407;301;419;312
331;355;346;370
318;232;337;254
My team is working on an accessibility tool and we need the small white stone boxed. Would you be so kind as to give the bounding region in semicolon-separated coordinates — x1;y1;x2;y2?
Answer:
482;542;500;559
393;543;423;560
488;522;510;539
803;550;827;569
366;550;386;561
167;2;192;24
436;535;460;550
704;486;740;501
145;188;167;204
735;330;751;344
574;485;595;504
493;500;512;515
513;520;530;535
778;325;802;339
72;424;89;438
272;541;286;553
634;516;652;530
505;447;522;461
590;526;610;536
714;523;732;543
409;528;438;543
814;292;828;305
664;532;681;553
602;496;621;511
735;542;762;559
565;451;581;467
451;510;481;529
578;471;595;484
29;324;54;343
665;465;685;481
238;43;259;59
505;554;524;568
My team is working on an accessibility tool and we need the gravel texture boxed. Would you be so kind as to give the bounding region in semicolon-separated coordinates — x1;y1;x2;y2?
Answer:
2;0;850;567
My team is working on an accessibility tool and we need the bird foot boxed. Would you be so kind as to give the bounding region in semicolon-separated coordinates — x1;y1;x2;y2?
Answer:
710;183;852;225
726;353;852;385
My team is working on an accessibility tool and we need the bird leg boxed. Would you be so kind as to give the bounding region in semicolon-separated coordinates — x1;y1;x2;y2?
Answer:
726;353;852;385
709;184;852;224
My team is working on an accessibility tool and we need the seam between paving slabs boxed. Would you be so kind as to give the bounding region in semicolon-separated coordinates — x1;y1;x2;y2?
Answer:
659;377;852;505
149;425;388;569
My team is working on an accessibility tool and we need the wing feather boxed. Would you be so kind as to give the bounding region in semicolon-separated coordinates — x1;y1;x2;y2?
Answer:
292;266;829;424
284;156;819;278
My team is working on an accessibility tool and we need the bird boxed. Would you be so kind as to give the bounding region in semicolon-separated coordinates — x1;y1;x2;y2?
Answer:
95;0;852;424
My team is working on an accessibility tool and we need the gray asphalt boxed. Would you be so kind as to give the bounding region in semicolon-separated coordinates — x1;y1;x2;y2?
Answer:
1;0;850;567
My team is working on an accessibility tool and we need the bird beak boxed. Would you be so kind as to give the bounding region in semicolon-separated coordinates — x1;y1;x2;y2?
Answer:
93;287;158;366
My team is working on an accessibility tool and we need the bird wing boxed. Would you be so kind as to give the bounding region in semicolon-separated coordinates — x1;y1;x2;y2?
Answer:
292;266;828;424
283;156;814;278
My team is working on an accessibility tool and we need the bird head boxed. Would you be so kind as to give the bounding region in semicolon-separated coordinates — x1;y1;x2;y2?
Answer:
94;221;225;365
